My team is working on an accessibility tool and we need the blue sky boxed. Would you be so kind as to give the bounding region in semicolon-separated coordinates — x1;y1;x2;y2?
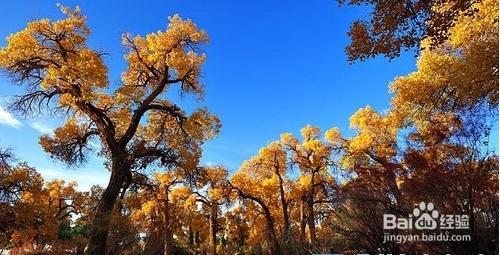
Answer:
1;1;491;190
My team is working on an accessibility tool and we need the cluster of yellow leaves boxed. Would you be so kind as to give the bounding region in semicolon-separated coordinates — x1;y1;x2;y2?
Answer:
109;108;132;137
40;118;84;145
39;118;91;164
346;106;401;159
121;14;208;96
255;142;287;175
232;161;273;197
281;125;335;172
300;125;320;141
10;178;84;253
232;141;289;200
203;166;229;201
131;170;196;230
295;175;312;192
1;165;43;193
390;0;498;124
138;107;220;170
324;127;341;144
409;113;461;145
183;108;222;142
155;171;179;188
0;5;108;108
232;125;338;220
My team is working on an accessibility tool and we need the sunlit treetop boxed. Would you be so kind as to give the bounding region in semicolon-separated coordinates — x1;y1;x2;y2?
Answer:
339;0;482;61
278;125;338;211
324;127;342;145
280;125;338;172
339;106;403;169
230;141;293;209
195;165;229;202
0;5;106;108
0;5;220;176
390;0;498;126
120;14;208;99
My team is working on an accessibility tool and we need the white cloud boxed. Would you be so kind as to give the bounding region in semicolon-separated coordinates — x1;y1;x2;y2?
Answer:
0;106;22;128
204;161;216;166
30;122;54;135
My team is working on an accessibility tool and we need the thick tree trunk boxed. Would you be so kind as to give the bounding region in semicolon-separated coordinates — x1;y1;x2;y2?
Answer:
86;160;128;255
163;230;174;255
188;225;194;246
237;226;245;249
278;176;290;231
306;195;316;250
307;171;317;251
386;171;406;210
209;204;218;255
299;200;306;246
163;188;173;255
261;207;281;255
278;176;291;254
